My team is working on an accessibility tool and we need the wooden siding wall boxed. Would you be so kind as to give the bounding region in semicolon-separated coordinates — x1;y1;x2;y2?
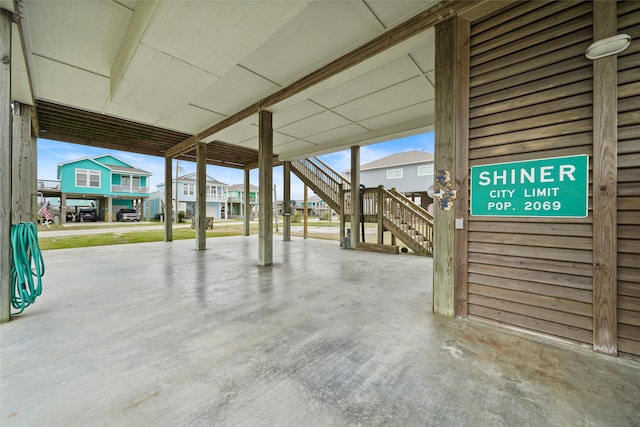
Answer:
467;2;596;346
617;1;640;358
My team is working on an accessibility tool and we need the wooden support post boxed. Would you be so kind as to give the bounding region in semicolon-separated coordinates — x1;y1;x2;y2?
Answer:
1;9;11;322
244;169;250;236
283;161;291;241
61;193;67;223
339;183;345;248
196;141;207;251
454;18;470;318
30;133;37;221
258;110;273;266
377;185;384;245
434;16;469;317
11;103;34;223
164;156;173;242
592;1;617;356
107;197;113;222
350;146;360;249
303;184;308;239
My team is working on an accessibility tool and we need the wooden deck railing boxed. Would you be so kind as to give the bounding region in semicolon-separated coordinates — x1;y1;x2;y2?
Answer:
344;186;433;255
37;179;61;190
292;157;433;256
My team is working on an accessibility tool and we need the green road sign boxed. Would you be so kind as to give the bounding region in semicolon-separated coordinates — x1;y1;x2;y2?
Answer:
470;155;589;217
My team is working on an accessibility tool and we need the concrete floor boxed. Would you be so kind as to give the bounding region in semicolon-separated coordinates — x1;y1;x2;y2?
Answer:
1;236;638;426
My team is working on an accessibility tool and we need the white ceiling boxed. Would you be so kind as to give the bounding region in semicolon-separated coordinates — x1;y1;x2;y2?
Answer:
8;0;440;161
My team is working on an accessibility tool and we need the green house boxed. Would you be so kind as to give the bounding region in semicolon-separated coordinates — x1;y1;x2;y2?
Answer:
57;154;151;221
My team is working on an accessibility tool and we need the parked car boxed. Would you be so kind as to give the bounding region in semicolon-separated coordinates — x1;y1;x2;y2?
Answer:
76;208;98;222
116;208;140;222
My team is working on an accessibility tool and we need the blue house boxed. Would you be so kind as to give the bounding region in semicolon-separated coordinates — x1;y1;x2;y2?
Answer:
150;173;229;220
57;154;151;221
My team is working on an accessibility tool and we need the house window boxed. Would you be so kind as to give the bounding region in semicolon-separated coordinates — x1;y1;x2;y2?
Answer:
418;165;434;176
387;169;403;179
183;183;194;196
76;169;100;188
206;186;227;198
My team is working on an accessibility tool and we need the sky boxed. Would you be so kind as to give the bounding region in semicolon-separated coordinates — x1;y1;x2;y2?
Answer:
37;131;434;200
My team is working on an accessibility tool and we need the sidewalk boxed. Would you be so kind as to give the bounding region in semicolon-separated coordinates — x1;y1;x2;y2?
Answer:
38;221;193;237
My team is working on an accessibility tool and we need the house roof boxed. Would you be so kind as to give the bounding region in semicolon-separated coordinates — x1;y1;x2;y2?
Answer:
57;154;152;175
228;184;259;192
347;150;434;173
157;172;228;187
108;165;153;176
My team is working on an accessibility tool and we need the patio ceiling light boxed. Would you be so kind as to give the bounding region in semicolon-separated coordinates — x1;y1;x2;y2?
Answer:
586;34;631;60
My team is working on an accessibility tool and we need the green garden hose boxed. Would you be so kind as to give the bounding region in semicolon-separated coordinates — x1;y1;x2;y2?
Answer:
10;222;44;314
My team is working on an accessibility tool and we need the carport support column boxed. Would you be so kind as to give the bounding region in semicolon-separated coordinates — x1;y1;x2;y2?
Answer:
339;183;345;248
61;193;67;223
196;141;206;251
350;146;360;249
11;102;35;224
243;169;250;236
0;9;11;322
283;161;291;241
592;1;617;356
258;110;273;266
164;156;173;242
107;197;113;222
433;16;470;317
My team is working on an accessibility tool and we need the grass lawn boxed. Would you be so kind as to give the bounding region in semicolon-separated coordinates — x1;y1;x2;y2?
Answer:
38;224;250;250
36;220;376;250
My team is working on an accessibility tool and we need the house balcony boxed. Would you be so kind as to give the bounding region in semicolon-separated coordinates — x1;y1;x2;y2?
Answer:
228;197;258;204
205;195;227;202
112;184;149;194
37;179;61;191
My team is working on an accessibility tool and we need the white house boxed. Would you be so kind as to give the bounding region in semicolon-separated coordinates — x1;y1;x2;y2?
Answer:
345;150;434;208
150;172;228;220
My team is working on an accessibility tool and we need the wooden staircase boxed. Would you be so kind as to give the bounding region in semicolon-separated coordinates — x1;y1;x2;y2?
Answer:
290;157;433;256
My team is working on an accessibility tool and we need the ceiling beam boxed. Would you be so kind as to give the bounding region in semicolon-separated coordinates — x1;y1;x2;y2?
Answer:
244;156;282;171
166;0;483;158
109;0;160;101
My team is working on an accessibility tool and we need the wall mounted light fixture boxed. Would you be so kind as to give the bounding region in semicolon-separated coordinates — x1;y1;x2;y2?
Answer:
586;34;631;60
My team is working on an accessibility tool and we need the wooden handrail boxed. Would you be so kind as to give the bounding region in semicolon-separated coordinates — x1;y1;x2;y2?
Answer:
389;188;433;220
310;157;350;187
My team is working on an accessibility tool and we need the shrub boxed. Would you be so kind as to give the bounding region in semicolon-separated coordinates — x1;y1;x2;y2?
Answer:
291;211;302;223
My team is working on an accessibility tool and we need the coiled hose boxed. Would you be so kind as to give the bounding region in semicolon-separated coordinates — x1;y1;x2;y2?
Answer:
10;222;44;314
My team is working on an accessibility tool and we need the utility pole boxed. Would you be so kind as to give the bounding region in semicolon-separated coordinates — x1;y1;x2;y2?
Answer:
274;184;278;232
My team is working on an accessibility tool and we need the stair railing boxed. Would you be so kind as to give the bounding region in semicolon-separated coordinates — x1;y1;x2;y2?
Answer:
379;187;433;255
388;188;434;221
291;158;348;211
